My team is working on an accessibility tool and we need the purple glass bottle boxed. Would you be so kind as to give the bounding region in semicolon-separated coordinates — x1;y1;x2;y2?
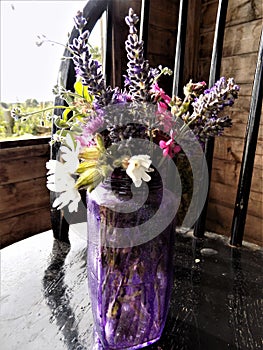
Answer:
87;169;176;349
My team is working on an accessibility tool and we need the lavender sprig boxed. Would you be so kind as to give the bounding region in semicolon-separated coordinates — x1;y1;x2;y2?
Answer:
124;8;160;101
180;77;239;139
73;10;87;31
193;77;239;114
194;115;233;142
70;13;114;107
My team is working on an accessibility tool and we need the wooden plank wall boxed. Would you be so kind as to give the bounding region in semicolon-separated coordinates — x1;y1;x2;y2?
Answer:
146;0;179;95
0;140;51;247
195;0;263;245
108;0;141;88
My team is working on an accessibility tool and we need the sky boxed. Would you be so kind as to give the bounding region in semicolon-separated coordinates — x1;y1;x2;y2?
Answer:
0;0;101;103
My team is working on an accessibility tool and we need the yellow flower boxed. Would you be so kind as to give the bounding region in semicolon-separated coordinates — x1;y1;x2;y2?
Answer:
75;167;103;191
79;146;101;160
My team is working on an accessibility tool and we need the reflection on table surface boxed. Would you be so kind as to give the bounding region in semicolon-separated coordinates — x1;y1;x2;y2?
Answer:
1;228;263;350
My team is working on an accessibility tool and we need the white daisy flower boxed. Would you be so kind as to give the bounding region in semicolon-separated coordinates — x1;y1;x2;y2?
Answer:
46;134;81;212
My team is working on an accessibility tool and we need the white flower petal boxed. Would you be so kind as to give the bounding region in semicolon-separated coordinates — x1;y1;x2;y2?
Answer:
68;197;81;212
141;172;151;182
135;155;152;168
65;133;74;151
60;145;70;154
46;183;56;192
134;179;142;187
46;160;64;175
126;165;134;179
140;159;152;168
46;160;56;172
47;174;56;183
58;140;80;173
56;191;72;208
126;154;153;187
46;138;81;212
64;158;79;173
52;196;64;209
46;159;56;169
61;153;72;162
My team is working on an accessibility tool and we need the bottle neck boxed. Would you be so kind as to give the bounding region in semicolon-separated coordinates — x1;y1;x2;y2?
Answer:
103;167;163;199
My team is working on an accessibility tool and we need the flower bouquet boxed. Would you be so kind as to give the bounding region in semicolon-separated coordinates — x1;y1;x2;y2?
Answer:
12;8;239;350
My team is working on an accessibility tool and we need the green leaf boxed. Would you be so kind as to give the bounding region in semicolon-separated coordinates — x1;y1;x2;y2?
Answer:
62;108;72;121
63;93;74;105
74;81;83;96
95;133;106;152
59;130;71;138
70;124;83;134
74;81;93;102
54;118;70;128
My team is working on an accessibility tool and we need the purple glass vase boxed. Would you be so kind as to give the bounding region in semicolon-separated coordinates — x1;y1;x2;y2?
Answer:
87;169;176;349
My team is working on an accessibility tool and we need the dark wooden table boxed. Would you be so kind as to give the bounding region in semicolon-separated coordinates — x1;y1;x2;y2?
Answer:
1;228;263;350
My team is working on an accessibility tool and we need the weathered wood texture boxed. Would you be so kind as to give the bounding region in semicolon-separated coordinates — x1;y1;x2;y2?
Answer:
192;0;263;245
107;0;141;88
146;0;179;95
0;140;51;247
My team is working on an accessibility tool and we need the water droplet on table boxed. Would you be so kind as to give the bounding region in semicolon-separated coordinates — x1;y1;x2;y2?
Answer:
200;248;218;256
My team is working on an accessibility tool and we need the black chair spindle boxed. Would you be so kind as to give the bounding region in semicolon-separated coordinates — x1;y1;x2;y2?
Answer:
230;29;263;247
172;0;188;96
193;0;229;238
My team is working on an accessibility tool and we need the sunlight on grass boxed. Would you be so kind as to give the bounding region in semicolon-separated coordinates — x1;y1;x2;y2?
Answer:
0;101;52;140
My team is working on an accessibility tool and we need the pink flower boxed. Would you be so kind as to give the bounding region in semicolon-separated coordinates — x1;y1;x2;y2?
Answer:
156;107;173;132
162;93;171;104
183;80;207;96
157;101;168;113
150;83;171;104
151;82;161;94
75;135;95;148
159;134;181;157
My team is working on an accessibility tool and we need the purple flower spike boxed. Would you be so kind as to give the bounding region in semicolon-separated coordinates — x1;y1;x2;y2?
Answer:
185;77;240;140
69;26;114;107
74;11;87;31
124;8;160;101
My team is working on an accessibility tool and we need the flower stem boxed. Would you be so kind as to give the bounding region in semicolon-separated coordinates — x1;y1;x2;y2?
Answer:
20;105;74;119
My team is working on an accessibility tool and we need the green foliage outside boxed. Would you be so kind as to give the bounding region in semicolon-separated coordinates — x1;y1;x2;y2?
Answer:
89;46;102;62
0;100;53;140
0;46;102;141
